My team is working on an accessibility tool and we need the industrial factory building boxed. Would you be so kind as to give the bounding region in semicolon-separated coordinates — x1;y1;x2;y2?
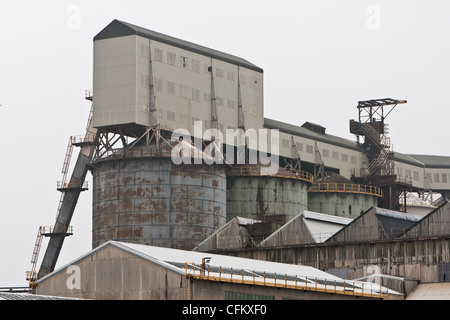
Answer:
24;20;450;300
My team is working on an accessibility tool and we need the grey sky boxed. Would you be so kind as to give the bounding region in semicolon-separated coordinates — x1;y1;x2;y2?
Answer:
0;0;449;287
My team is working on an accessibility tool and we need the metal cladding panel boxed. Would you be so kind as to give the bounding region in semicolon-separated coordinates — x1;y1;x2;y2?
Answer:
93;35;139;128
93;31;264;139
92;156;227;250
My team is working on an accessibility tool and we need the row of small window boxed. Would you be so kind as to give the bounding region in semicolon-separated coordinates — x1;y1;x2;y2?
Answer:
281;140;358;164
140;44;258;85
394;167;450;183
158;111;236;132
427;173;449;184
139;75;246;110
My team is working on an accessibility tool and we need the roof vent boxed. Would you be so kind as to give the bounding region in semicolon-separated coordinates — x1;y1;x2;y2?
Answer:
301;122;326;134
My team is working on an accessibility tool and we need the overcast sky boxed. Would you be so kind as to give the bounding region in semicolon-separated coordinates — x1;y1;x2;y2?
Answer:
1;0;449;287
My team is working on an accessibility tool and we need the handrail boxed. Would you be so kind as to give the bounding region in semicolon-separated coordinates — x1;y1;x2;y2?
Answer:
39;225;73;235
57;181;89;190
309;183;384;198
228;165;314;184
184;262;389;299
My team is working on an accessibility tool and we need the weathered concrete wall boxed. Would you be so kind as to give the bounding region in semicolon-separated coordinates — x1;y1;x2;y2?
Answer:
36;245;185;300
226;176;308;222
308;192;379;219
92;156;227;250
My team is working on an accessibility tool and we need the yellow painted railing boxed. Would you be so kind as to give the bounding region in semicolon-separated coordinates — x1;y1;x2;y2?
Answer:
184;263;388;300
308;183;384;198
228;165;314;184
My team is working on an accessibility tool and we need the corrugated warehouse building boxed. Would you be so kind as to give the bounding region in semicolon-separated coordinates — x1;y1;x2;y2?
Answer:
35;241;401;300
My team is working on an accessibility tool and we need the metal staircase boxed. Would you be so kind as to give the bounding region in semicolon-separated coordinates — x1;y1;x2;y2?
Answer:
361;123;394;178
26;93;98;292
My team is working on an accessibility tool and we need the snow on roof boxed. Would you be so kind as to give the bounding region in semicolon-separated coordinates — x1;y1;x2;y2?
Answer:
399;193;438;208
302;211;353;225
259;211;352;245
115;241;336;280
375;208;422;222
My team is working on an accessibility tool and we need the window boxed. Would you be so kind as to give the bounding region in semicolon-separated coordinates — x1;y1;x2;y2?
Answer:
342;154;348;162
406;169;412;179
192;59;200;73
323;149;329;158
192;88;200;101
227;71;235;81
167;111;175;121
350;155;357;164
139;74;150;87
167;82;176;95
167;52;176;66
306;145;313;154
435;173;440;183
227;100;236;109
216;68;224;78
155;78;163;92
225;292;274;300
282;139;289;148
154;48;163;62
140;44;149;58
179;85;189;98
180;56;188;69
442;174;448;184
332;151;339;160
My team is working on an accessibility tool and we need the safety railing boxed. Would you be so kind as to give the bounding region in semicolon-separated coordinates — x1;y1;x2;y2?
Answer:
228;165;314;184
183;262;389;299
39;225;73;236
308;183;384;198
57;181;89;190
94;147;175;162
71;134;96;145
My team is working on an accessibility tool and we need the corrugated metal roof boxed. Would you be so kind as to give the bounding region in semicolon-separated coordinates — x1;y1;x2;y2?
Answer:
38;240;343;284
405;154;450;169
94;20;263;73
266;117;450;170
264;118;361;151
0;292;82;300
375;208;421;238
407;283;450;300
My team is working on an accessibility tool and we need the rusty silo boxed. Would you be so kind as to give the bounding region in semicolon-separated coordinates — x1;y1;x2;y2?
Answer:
226;164;314;224
91;138;227;250
308;175;383;218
